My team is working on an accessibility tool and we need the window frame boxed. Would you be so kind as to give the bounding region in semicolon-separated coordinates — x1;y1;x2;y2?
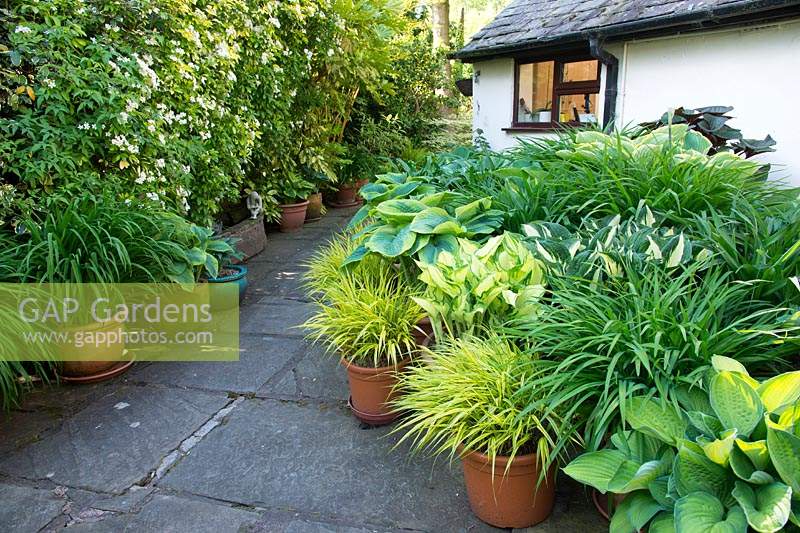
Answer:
509;54;602;131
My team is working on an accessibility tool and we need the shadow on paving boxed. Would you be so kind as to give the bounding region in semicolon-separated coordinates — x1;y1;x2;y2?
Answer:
0;206;602;532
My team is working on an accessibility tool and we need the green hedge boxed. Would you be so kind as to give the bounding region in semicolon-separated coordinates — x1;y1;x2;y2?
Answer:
1;0;408;225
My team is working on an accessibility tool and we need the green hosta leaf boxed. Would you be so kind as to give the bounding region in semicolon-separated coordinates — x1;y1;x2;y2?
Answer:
674;492;747;533
732;481;792;532
730;447;775;485
358;182;389;202
699;429;738;467
417;235;458;265
711;371;764;438
409;208;463;235
453;198;491;221
649;476;675;509
347;204;372;228
736;439;771;471
563;449;627;493
626;396;687;445
757;371;800;413
365;225;416;258
386;181;421;200
375;199;428;223
676;384;715;415
204;254;219;279
674;441;733;502
610;492;663;533
766;418;800;497
461;210;504;236
206;240;234;253
341;244;370;268
608;452;673;494
186;247;207;266
711;356;751;376
611;431;664;464
649;512;676;533
687;411;724;438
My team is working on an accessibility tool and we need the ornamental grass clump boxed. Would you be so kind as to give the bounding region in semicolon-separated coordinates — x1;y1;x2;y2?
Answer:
303;259;425;368
506;261;795;452
392;334;571;474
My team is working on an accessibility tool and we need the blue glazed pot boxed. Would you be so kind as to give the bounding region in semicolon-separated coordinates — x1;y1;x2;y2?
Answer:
207;264;248;303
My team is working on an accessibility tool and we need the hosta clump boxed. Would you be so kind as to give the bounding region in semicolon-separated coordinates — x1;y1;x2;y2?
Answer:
522;202;709;284
413;233;546;338
564;356;800;533
345;172;504;267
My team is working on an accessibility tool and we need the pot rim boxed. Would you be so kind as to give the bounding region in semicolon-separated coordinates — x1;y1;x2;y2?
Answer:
343;356;412;375
458;445;541;469
207;264;247;282
279;200;310;209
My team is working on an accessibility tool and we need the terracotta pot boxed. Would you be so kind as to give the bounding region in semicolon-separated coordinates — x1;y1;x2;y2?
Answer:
59;320;131;383
459;448;556;528
344;358;410;426
355;178;369;191
412;317;433;347
592;489;628;522
330;185;359;208
278;200;309;232
305;192;323;222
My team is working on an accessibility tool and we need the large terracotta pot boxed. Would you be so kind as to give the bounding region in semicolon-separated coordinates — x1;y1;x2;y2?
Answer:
278;200;309;232
459;448;556;528
305;192;323;222
344;358;410;426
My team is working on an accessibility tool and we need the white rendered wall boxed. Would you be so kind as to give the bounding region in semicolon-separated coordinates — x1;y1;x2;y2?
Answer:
470;20;800;184
615;20;800;185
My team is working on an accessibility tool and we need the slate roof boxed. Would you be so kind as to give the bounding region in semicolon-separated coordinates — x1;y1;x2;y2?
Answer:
455;0;800;60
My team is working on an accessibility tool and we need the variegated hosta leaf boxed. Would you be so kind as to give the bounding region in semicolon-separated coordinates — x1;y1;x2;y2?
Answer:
674;492;747;533
732;481;792;532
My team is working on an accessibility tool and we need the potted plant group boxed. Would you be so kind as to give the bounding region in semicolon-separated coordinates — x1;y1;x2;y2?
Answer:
303;233;425;424
302;167;331;223
392;334;569;528
277;174;315;232
329;178;361;208
564;356;800;533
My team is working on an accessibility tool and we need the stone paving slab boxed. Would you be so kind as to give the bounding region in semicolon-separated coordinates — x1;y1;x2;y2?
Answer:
160;398;492;532
128;335;305;394
0;482;65;532
0;409;63;456
0;386;228;494
263;343;349;402
63;494;260;532
240;298;316;336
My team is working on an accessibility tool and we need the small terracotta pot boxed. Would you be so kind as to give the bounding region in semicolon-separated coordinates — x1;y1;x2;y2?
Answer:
278;200;309;232
459;448;556;528
344;358;410;425
331;185;358;208
59;321;131;383
355;178;369;191
305;192;323;222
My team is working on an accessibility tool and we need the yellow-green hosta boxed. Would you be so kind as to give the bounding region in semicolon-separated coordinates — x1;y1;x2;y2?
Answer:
563;356;800;533
413;233;546;338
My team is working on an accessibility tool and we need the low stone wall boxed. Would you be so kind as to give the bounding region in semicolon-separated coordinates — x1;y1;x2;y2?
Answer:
220;215;267;262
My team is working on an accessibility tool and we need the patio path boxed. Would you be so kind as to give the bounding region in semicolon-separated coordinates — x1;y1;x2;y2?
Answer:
0;208;602;533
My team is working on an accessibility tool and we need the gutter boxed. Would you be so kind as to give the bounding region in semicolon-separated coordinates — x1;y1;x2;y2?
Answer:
588;36;618;129
452;0;800;61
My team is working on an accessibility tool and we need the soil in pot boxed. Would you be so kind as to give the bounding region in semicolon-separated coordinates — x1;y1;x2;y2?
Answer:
305;192;323;222
459;447;556;529
279;200;309;232
345;358;410;425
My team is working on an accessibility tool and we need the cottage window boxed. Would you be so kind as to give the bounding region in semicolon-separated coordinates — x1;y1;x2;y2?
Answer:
513;58;600;129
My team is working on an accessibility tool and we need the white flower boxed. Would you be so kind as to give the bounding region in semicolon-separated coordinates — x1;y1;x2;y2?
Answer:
145;192;159;202
15;25;33;34
181;165;191;174
216;42;231;59
327;48;334;57
226;71;237;82
226;27;236;37
155;158;166;169
304;48;313;61
268;17;281;28
43;78;56;88
145;37;158;46
118;111;129;124
199;131;211;140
